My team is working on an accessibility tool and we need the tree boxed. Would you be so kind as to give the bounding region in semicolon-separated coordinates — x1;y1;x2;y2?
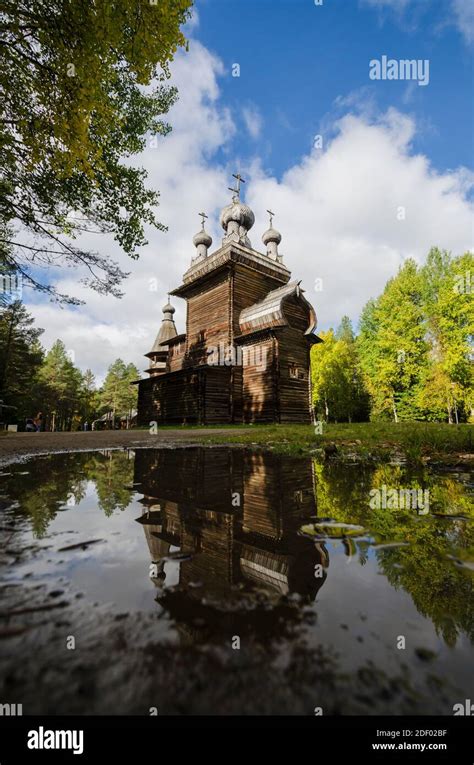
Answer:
79;369;100;425
358;260;428;422
0;0;192;303
37;340;83;430
419;249;473;423
85;451;135;516
0;300;44;421
311;319;369;422
335;315;355;344
99;358;139;426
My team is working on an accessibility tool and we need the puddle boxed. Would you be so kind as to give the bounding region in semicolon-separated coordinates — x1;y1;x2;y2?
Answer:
0;447;472;715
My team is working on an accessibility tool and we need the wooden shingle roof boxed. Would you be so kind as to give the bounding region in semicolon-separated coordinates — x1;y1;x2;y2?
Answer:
239;280;317;337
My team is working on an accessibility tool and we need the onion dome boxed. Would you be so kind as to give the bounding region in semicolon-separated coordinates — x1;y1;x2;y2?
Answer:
262;210;282;261
219;199;255;235
262;227;282;247
192;212;213;261
193;229;212;249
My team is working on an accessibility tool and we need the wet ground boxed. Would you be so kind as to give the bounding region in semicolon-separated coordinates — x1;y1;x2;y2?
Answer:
0;447;472;715
0;429;243;463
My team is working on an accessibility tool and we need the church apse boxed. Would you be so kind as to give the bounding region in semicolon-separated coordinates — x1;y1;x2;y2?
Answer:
135;175;322;426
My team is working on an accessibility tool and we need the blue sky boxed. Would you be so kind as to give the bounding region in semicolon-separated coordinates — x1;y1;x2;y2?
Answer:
25;0;474;379
196;0;473;178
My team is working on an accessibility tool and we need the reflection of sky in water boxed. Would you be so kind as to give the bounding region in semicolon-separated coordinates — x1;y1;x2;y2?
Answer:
6;480;166;613
310;544;470;689
1;448;473;699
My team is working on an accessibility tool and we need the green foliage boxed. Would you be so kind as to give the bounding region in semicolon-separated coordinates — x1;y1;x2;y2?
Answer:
358;259;428;421
311;317;369;422
84;451;135;516
99;358;139;424
36;340;84;430
3;451;133;536
80;369;100;425
0;301;142;429
311;460;474;646
418;249;473;422
0;0;192;302
0;300;44;420
357;250;473;423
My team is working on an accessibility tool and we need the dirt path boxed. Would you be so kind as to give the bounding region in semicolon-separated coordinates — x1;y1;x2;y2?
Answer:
0;428;243;465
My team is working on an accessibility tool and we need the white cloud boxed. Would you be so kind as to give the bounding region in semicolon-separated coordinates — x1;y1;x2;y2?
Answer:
184;6;200;33
27;40;235;381
363;0;474;43
453;0;474;43
26;41;474;381
242;105;263;140
247;107;473;332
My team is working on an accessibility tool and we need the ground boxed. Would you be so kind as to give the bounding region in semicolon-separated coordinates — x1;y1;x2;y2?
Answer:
0;422;472;466
0;428;240;464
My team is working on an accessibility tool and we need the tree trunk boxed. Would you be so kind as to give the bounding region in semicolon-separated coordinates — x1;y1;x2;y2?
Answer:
392;395;398;424
447;401;453;424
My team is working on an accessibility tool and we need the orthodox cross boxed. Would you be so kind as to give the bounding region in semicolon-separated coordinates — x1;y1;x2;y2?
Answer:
198;211;208;230
267;209;275;228
228;172;245;199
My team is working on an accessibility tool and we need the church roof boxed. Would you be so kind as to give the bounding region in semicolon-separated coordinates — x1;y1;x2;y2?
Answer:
145;301;178;358
238;280;317;336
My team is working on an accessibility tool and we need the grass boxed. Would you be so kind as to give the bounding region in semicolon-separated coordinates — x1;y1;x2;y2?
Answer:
196;421;473;460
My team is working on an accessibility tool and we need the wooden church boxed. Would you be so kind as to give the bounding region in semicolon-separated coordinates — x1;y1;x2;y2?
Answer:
136;175;321;425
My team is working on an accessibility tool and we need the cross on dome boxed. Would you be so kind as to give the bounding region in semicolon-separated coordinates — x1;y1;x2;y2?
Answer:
228;172;246;200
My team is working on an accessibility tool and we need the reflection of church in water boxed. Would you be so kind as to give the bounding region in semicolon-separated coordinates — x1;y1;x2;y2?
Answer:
134;448;329;642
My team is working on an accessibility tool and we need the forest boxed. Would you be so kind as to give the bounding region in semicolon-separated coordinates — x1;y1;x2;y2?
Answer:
311;248;473;424
0;300;138;430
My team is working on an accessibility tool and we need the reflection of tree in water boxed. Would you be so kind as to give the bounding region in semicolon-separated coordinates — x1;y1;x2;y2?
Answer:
312;460;474;646
5;450;136;535
83;450;135;516
3;453;88;537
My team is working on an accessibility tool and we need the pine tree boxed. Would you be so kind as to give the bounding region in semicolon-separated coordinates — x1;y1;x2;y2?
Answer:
0;300;44;422
37;340;83;430
79;369;100;426
99;359;139;427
